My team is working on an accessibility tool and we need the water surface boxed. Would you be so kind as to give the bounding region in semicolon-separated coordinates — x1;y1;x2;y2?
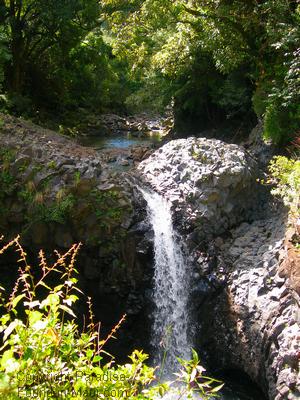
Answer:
79;133;160;150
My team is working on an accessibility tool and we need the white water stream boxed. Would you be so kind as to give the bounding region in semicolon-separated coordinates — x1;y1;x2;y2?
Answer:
140;188;192;374
138;187;264;399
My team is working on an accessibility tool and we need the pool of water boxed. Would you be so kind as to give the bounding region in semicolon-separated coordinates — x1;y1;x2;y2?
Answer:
218;371;267;400
220;386;265;400
79;133;161;149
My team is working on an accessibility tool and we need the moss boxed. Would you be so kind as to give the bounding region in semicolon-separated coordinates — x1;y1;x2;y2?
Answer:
0;150;16;199
47;160;57;170
89;188;131;227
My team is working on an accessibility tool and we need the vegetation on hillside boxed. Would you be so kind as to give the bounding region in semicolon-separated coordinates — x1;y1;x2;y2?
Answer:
268;153;300;243
0;236;223;399
0;1;298;142
0;0;128;117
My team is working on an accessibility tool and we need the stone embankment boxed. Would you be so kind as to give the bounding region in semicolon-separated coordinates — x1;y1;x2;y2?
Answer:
80;112;173;138
199;213;300;400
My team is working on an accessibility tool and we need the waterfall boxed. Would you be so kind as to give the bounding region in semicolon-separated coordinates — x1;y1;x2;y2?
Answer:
140;188;192;375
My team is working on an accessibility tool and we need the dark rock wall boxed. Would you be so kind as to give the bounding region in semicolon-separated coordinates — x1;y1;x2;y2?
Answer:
0;113;153;359
192;211;300;399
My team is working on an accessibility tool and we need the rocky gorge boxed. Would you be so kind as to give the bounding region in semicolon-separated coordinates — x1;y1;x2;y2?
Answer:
0;112;299;399
0;112;153;355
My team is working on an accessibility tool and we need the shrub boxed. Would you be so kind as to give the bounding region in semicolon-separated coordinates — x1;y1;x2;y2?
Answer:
0;236;223;399
268;156;300;213
263;102;300;144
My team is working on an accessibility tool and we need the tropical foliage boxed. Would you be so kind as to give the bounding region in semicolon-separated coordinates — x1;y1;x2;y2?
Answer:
0;0;299;142
102;0;299;141
268;155;300;218
0;0;127;114
0;236;223;399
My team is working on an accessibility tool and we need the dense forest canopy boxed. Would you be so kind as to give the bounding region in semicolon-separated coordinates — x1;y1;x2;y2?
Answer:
0;0;299;142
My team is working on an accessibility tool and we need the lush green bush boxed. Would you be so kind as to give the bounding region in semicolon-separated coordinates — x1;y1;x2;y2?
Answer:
268;155;300;219
0;236;223;399
263;102;300;144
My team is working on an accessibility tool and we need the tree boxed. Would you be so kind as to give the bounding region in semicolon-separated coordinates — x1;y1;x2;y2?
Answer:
102;0;300;141
1;0;100;94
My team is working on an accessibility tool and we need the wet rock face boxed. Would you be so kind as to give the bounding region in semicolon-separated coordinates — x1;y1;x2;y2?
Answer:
138;138;259;239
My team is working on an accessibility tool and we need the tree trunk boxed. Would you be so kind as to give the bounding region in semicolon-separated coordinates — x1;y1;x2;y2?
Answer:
7;0;25;94
10;38;24;94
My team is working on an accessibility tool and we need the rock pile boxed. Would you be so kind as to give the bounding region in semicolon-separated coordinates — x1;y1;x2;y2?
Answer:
78;113;173;138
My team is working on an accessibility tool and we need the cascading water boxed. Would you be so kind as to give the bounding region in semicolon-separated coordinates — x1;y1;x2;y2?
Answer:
140;188;192;375
138;187;266;400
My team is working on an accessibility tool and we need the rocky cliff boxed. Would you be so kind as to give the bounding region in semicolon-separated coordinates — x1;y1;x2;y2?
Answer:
138;137;300;399
0;112;152;357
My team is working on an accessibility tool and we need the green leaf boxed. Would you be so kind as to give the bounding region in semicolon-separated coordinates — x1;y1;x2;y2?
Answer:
59;305;76;318
23;347;34;361
86;349;93;360
210;383;224;393
28;310;43;326
40;293;60;309
38;281;52;291
63;294;79;307
191;348;199;363
92;355;102;363
0;314;10;327
10;294;25;309
158;385;166;397
0;350;14;370
3;320;22;342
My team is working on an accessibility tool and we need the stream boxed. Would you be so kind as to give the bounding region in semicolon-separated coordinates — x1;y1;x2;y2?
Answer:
79;133;160;150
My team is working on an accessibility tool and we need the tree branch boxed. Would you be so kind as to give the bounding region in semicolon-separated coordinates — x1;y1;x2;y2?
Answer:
16;0;22;20
181;4;208;19
181;4;255;50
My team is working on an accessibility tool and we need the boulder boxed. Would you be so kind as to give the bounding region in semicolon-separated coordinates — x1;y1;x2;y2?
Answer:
138;137;259;238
